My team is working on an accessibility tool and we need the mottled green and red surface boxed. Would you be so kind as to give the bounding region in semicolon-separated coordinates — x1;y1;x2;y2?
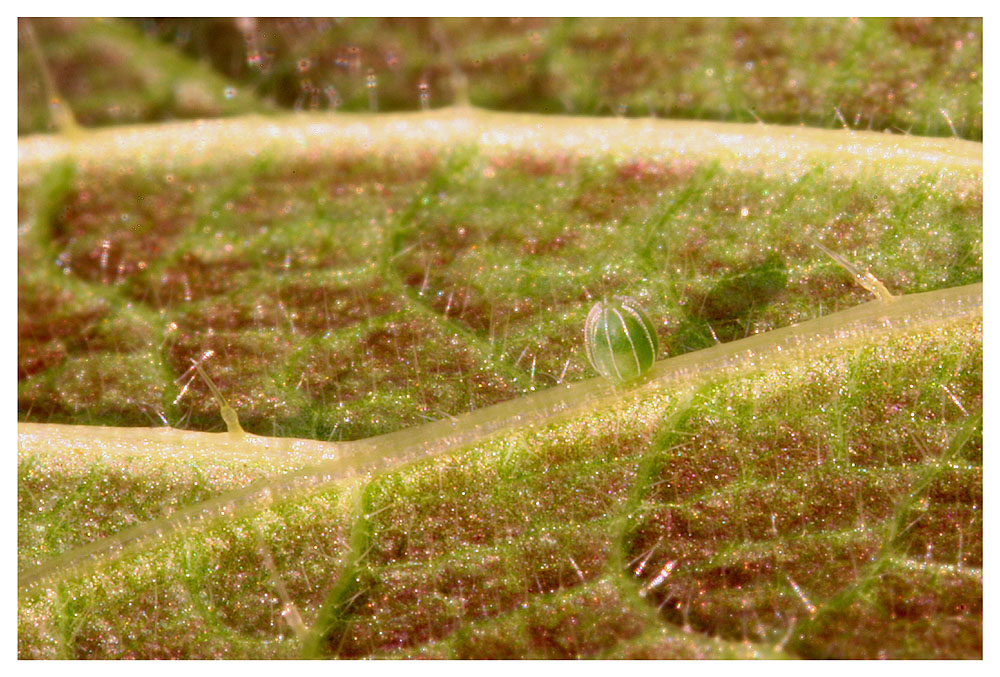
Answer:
17;146;982;439
17;132;983;658
18;16;982;660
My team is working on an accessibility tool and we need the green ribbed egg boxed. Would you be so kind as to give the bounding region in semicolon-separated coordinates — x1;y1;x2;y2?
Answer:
584;296;659;383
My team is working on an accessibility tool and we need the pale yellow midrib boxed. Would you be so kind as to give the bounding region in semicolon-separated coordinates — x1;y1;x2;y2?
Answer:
18;107;982;184
18;282;983;594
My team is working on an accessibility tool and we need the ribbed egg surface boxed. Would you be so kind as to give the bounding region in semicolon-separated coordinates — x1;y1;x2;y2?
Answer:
584;297;659;383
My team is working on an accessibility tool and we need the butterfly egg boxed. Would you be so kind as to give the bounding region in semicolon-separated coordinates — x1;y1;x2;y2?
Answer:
584;296;659;383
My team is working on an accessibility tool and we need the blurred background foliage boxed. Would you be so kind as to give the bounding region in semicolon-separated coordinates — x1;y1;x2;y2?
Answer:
19;17;982;139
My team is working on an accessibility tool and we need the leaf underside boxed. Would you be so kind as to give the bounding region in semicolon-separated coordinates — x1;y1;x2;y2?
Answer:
17;17;982;660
